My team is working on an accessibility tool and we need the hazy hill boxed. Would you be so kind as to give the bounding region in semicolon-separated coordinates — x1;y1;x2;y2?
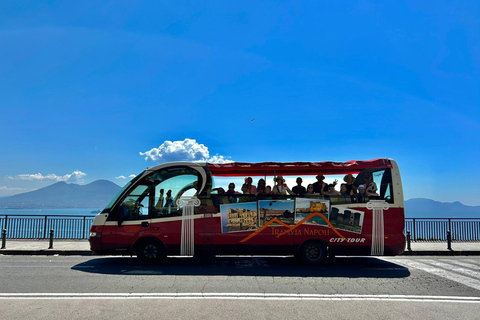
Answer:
0;180;122;209
405;198;480;218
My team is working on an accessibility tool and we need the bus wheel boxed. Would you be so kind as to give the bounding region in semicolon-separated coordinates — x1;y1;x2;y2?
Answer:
136;239;166;263
300;240;327;265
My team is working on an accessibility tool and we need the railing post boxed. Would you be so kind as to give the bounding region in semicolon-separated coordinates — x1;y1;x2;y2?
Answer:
412;218;416;241
1;229;6;249
43;216;48;239
82;216;86;239
48;229;54;249
406;231;411;251
447;230;452;250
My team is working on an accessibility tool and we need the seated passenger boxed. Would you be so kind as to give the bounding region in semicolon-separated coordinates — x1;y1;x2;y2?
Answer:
244;177;257;195
212;187;225;194
256;179;266;195
241;183;251;194
324;184;341;196
355;185;368;203
225;183;239;195
364;173;379;196
312;174;327;194
272;175;294;195
340;183;353;196
343;174;357;195
265;185;272;195
306;184;315;195
292;177;307;196
226;182;239;203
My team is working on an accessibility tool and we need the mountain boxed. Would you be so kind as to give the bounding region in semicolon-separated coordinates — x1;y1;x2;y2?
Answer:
0;180;122;209
405;198;480;218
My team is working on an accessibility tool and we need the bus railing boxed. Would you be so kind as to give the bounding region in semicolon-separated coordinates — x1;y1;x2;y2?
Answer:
405;218;480;242
1;215;479;241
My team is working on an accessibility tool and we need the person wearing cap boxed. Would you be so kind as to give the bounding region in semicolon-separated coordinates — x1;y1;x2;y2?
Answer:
355;184;368;203
272;175;294;195
312;174;325;194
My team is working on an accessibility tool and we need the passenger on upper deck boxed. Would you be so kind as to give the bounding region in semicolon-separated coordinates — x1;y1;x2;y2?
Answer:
244;177;257;195
324;184;341;196
312;174;337;195
292;177;307;196
241;183;251;194
265;185;272;195
343;174;357;195
225;183;239;195
306;184;315;195
256;179;266;195
355;185;368;203
272;175;294;195
339;184;351;196
363;173;378;196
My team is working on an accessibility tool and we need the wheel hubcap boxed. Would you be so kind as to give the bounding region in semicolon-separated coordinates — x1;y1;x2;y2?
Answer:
144;244;158;259
306;245;320;259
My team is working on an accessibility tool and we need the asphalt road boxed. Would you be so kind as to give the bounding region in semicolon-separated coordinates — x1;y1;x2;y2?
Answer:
0;255;479;319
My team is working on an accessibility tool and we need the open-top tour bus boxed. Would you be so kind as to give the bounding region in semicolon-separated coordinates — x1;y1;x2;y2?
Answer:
89;158;405;264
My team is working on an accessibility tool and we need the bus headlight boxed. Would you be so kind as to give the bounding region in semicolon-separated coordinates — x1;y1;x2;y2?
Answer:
89;232;101;238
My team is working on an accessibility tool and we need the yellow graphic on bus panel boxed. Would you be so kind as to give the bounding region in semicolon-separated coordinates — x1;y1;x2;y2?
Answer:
220;202;258;234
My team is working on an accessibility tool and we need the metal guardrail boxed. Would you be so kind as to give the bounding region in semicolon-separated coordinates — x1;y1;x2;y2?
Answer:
1;215;479;241
405;218;480;242
0;215;95;239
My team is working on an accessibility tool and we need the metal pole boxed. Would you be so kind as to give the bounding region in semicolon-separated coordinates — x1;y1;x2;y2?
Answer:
43;216;48;239
447;230;452;250
412;218;416;241
48;229;54;249
406;231;411;251
82;216;86;239
1;229;6;249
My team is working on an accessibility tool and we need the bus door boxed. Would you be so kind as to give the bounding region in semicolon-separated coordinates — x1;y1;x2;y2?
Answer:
106;184;153;250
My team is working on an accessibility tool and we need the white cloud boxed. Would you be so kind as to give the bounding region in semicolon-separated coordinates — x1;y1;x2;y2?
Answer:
116;174;137;180
8;170;87;182
0;186;27;191
140;139;233;164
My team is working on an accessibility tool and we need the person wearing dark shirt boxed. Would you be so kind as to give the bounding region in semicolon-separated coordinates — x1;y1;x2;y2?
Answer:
343;174;357;196
292;177;307;196
312;174;327;194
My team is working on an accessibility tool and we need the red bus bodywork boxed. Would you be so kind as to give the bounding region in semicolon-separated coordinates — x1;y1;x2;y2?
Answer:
89;159;405;261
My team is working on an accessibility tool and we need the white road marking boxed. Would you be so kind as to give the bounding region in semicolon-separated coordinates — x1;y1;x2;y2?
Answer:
386;259;480;291
0;293;479;303
443;259;480;272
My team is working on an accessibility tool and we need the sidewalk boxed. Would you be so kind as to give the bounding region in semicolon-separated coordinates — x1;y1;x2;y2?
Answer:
0;239;479;256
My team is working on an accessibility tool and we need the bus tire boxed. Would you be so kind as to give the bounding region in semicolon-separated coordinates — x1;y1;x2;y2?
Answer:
135;239;166;263
299;240;328;265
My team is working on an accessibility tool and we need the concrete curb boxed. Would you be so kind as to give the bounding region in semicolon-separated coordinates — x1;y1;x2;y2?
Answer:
0;250;93;256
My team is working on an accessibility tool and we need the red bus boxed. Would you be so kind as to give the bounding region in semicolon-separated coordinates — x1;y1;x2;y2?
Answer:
89;158;405;264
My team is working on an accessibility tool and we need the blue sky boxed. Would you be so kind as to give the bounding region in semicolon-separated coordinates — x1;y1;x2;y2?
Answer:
0;1;479;205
